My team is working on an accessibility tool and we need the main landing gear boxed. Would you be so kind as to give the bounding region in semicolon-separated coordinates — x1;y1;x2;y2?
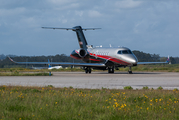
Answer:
85;67;91;74
108;67;114;73
128;67;133;74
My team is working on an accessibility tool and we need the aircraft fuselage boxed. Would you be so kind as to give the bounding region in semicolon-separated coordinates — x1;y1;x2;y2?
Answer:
70;47;138;69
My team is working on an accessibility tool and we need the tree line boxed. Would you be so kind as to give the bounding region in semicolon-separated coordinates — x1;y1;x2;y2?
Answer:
0;51;178;68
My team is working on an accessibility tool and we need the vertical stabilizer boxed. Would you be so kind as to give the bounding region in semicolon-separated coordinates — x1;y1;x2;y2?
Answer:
73;26;88;50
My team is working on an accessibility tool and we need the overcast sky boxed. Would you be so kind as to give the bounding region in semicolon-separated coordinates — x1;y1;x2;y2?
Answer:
0;0;179;57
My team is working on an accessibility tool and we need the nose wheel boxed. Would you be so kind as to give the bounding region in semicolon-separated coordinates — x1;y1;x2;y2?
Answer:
85;67;91;74
128;67;133;74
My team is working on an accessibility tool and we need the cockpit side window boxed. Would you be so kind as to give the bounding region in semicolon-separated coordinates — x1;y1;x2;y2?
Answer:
128;50;132;54
122;50;129;54
117;50;122;54
118;50;133;54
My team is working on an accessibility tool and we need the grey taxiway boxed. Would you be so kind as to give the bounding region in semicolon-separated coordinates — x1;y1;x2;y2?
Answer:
0;72;179;90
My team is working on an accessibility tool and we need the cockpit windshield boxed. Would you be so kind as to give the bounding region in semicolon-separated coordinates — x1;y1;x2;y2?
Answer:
117;50;133;54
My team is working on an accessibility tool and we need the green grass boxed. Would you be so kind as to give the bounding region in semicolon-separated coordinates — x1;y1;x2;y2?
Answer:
143;86;149;90
124;86;133;90
0;67;84;72
0;72;51;76
0;86;179;119
0;64;179;73
119;64;179;72
0;64;178;76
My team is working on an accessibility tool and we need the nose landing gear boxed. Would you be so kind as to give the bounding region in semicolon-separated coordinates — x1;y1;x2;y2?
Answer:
128;66;133;74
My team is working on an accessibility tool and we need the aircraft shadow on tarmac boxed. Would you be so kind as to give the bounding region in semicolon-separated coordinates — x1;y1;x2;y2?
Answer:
55;72;161;75
53;72;162;75
95;72;161;75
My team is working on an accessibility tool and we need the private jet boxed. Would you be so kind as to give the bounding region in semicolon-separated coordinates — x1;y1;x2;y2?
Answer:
9;26;169;74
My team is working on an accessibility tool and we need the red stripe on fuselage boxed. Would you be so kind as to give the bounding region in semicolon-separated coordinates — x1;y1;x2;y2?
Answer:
70;54;81;59
89;58;102;62
75;50;79;54
90;54;130;65
71;50;130;65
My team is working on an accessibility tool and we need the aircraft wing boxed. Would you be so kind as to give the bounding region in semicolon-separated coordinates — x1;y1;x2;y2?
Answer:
8;57;105;67
137;61;169;65
137;56;170;65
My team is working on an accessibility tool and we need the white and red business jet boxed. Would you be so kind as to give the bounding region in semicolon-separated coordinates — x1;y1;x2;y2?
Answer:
9;26;169;74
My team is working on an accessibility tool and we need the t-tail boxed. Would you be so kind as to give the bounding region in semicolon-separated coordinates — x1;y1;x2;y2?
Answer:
42;26;100;50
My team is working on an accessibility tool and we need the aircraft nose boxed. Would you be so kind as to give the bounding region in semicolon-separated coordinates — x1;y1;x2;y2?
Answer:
130;56;138;64
131;59;137;64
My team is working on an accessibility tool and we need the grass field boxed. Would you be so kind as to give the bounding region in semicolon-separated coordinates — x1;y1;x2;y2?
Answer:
0;85;179;120
0;64;179;73
120;64;179;72
0;72;50;76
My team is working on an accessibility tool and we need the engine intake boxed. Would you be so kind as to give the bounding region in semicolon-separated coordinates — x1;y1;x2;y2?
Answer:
79;49;87;57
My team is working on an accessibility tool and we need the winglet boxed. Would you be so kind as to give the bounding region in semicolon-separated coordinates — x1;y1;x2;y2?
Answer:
8;56;16;63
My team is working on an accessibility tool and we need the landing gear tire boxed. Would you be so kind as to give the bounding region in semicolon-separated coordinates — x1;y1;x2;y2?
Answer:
128;71;133;74
89;68;91;73
128;67;133;74
108;67;114;73
85;67;91;74
85;69;88;74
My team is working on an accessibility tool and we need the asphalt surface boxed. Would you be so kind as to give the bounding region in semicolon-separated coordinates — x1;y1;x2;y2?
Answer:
0;72;179;90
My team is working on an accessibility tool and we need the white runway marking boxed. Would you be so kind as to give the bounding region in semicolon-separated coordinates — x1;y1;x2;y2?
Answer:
0;72;179;90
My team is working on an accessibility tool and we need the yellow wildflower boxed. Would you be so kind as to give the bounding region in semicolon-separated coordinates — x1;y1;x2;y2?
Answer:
113;105;115;108
121;104;124;108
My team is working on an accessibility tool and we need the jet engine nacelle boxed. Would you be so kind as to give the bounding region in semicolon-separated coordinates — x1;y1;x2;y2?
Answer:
79;49;88;58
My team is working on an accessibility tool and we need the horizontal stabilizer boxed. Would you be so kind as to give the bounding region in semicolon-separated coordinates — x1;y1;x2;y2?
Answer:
42;27;101;31
42;26;101;49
